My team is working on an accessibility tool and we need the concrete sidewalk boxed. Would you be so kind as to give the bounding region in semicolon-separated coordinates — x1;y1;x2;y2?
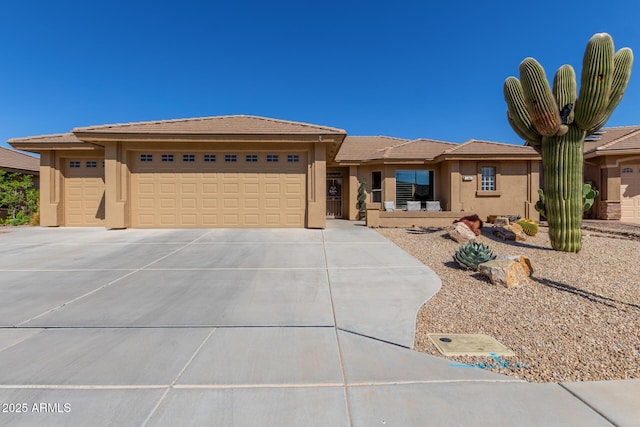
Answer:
0;222;637;426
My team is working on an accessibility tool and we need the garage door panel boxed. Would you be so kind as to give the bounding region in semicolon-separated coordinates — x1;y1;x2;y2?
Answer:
64;158;106;226
181;198;197;209
265;183;281;193
130;151;306;228
621;164;640;224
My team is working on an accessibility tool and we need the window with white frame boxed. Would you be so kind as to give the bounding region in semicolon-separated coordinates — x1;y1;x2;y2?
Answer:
480;166;496;191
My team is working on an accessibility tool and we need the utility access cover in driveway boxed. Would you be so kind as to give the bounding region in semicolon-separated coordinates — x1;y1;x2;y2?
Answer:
428;333;514;356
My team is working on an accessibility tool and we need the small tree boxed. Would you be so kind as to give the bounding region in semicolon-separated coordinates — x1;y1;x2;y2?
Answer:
357;181;367;220
0;171;39;225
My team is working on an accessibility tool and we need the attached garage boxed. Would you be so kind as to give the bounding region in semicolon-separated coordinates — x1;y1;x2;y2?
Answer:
129;151;307;228
621;164;640;224
7;116;346;229
64;158;105;226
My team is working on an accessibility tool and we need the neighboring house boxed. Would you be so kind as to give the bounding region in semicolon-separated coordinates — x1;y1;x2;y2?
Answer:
7;115;640;228
582;126;640;224
0;146;40;188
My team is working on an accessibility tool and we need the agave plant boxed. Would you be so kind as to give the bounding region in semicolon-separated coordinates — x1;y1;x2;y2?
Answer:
517;219;539;236
453;241;497;271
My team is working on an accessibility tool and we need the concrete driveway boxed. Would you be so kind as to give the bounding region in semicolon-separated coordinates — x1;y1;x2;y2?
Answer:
0;222;637;426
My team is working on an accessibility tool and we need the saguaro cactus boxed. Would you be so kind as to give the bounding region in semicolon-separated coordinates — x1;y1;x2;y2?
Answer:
504;33;633;252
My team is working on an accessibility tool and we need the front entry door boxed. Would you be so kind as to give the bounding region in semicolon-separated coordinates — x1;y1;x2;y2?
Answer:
326;178;343;218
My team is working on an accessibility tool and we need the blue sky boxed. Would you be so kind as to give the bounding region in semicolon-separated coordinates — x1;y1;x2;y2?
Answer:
1;0;639;150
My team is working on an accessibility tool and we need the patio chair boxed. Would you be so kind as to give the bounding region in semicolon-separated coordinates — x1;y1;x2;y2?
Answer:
406;201;421;211
426;201;442;212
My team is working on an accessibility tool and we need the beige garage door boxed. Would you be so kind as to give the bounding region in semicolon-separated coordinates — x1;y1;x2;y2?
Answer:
621;164;640;224
130;152;307;228
64;158;105;226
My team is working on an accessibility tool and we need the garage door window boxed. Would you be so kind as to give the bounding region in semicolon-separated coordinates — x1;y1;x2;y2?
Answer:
86;161;97;168
140;154;153;162
183;154;195;162
225;154;237;162
288;154;300;162
622;167;633;173
204;154;216;162
267;154;279;162
70;161;81;168
162;154;174;162
246;154;258;162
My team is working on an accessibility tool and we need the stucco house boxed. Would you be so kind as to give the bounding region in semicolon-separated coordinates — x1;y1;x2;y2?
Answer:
0;146;40;188
7;115;640;228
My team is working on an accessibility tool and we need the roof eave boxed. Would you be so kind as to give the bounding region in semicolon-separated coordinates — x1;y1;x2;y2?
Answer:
585;148;640;159
72;131;346;143
8;142;102;152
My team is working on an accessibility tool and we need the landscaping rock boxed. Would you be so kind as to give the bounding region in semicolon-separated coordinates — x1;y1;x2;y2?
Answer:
492;226;516;241
478;259;529;288
504;223;527;241
447;222;476;243
493;217;510;227
497;255;534;276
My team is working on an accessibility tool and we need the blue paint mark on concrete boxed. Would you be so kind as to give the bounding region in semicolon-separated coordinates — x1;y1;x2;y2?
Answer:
449;353;529;370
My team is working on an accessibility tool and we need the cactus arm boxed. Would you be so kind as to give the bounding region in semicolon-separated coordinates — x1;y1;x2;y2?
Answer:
553;64;577;126
574;33;615;130
519;58;563;137
504;77;542;145
587;47;634;135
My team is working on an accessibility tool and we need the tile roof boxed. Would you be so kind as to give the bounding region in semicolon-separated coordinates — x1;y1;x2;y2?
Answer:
335;136;409;162
379;138;458;160
73;115;347;135
0;146;39;173
584;126;640;155
336;136;538;162
8;132;83;144
442;139;539;157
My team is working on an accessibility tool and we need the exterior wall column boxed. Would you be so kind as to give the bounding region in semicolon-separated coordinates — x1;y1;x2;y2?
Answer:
104;142;129;228
348;165;359;220
598;164;621;220
448;160;462;212
38;150;63;226
307;141;326;228
526;160;541;221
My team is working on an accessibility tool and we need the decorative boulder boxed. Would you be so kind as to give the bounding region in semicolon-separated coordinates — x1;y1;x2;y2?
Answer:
492;227;516;241
447;221;476;243
453;214;484;236
497;255;534;276
493;217;510;227
478;259;530;288
504;223;527;241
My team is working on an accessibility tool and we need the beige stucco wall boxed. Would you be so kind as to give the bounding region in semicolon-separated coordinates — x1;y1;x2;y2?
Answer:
37;138;330;229
456;160;539;221
39;149;105;227
584;154;640;219
344;160;539;223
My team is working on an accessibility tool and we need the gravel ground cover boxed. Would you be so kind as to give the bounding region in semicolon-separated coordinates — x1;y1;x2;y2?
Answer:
378;223;640;383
